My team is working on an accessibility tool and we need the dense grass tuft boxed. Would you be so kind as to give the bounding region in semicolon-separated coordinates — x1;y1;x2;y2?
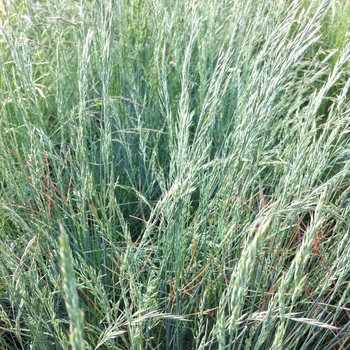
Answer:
0;0;349;349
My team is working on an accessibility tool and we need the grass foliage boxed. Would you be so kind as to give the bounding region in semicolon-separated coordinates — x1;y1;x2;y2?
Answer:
0;0;349;348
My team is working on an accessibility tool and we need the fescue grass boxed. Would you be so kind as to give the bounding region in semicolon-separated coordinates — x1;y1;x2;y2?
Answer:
0;0;349;349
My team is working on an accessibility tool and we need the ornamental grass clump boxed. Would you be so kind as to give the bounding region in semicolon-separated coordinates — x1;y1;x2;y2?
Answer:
0;0;349;349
